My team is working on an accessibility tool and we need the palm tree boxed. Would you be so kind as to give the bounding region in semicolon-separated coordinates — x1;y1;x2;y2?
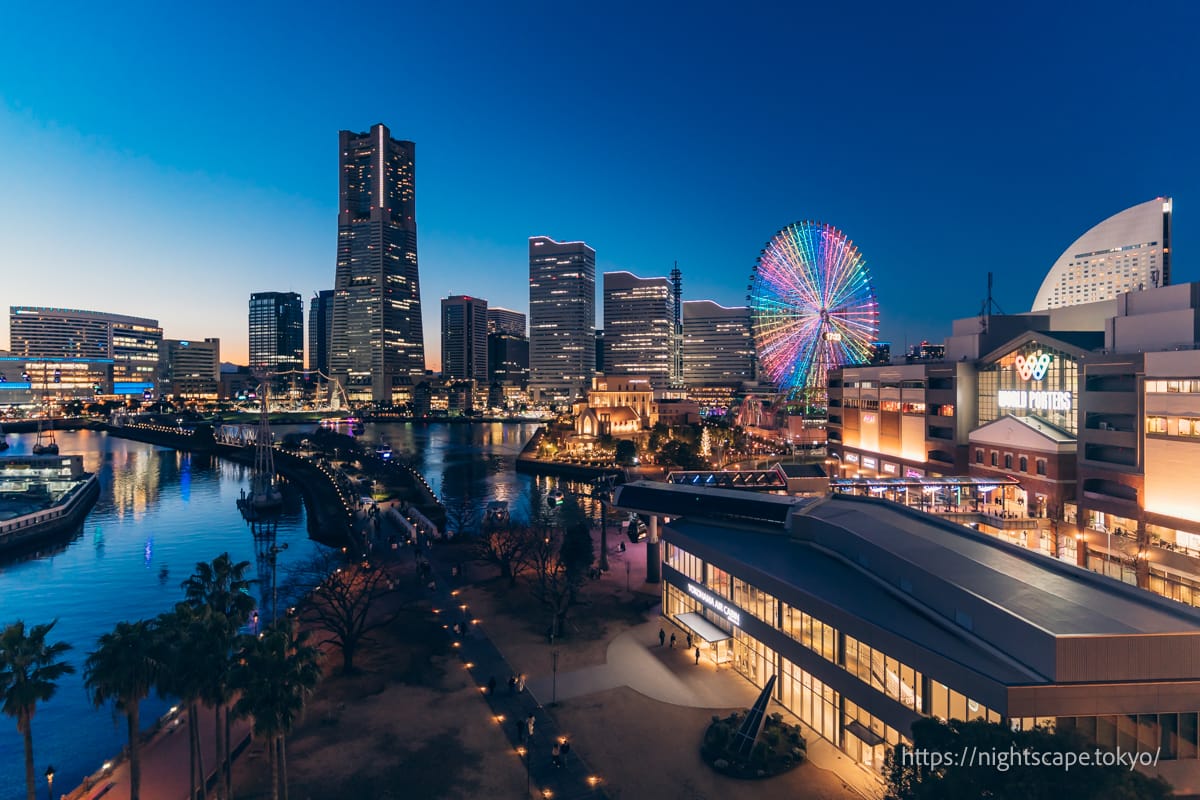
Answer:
232;625;320;800
154;604;222;800
0;620;74;800
182;553;256;800
84;619;158;800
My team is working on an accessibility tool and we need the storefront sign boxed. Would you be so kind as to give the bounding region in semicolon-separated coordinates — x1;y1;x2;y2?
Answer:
904;468;924;478
882;462;898;475
998;390;1071;412
1014;351;1053;381
862;456;878;469
845;453;860;464
687;583;742;626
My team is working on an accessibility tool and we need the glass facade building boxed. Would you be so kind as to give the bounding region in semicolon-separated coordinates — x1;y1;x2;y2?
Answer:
622;481;1200;785
440;295;488;383
330;123;425;403
602;271;677;388
528;237;595;403
9;306;161;393
248;292;303;375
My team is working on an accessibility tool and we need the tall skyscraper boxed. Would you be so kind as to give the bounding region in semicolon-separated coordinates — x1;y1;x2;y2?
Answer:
529;236;595;402
603;271;677;387
681;301;756;385
308;289;334;376
10;306;162;391
488;332;529;387
486;307;526;337
1032;197;1173;311
330;123;425;403
249;292;304;374
441;295;489;383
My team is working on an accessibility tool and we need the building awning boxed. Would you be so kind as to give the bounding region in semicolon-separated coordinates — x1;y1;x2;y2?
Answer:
675;612;732;643
844;720;886;748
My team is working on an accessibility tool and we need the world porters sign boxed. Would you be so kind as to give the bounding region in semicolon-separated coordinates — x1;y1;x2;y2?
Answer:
998;390;1072;412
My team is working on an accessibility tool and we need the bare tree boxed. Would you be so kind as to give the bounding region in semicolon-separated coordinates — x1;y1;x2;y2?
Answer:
443;494;481;539
280;551;398;674
472;524;536;586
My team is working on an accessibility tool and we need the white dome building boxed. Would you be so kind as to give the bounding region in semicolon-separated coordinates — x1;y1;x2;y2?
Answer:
1031;197;1172;311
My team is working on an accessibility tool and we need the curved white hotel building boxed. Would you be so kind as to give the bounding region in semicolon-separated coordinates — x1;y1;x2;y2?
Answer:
1031;197;1172;311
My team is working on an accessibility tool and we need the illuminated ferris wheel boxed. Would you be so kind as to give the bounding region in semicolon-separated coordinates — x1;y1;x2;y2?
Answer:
748;221;879;405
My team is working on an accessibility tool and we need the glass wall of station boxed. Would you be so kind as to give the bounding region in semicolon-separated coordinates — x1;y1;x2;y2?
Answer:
666;540;1000;774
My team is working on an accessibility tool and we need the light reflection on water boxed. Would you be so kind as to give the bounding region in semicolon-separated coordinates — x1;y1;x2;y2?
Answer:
0;421;556;800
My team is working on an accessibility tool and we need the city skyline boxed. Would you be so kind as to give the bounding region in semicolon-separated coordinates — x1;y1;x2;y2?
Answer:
1;3;1197;369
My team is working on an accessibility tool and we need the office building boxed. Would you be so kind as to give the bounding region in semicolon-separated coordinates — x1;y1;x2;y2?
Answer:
248;292;303;374
330;123;425;403
487;332;529;387
1032;197;1172;311
9;306;161;394
159;338;220;400
308;289;334;376
603;271;676;387
615;481;1200;786
528;236;595;402
441;295;488;383
681;301;756;386
486;307;525;337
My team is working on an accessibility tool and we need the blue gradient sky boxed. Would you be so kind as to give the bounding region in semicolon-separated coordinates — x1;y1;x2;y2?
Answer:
1;2;1196;368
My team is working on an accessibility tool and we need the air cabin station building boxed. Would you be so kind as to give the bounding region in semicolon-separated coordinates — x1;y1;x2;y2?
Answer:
614;481;1200;787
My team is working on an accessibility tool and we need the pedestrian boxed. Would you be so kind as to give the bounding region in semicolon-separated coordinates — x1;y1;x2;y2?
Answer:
686;632;693;650
695;646;701;665
526;714;535;738
552;743;562;768
518;673;527;693
487;675;497;695
670;632;676;649
508;674;517;694
560;740;571;764
658;627;666;647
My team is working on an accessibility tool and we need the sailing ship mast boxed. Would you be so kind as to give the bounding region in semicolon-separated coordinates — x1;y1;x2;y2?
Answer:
250;385;282;509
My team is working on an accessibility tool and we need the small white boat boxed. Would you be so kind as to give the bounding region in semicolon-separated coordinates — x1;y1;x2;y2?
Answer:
375;441;393;461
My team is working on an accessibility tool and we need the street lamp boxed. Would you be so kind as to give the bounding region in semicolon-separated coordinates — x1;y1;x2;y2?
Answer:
551;649;560;705
45;765;54;800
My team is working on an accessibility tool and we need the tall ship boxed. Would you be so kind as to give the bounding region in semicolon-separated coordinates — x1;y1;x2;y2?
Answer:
238;391;282;516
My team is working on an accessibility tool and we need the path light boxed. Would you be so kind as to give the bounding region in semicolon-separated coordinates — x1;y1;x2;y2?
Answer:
587;776;601;787
495;714;506;723
465;662;475;669
542;789;553;799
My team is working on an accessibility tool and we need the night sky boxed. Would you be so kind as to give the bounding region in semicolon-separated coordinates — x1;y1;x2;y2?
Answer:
1;1;1196;367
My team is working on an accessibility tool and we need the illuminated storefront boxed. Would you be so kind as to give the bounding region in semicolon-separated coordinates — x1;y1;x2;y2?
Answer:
977;334;1086;435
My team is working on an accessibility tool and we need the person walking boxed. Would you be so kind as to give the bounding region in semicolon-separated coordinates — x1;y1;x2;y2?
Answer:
487;675;497;695
552;743;562;768
695;646;701;665
508;675;517;694
670;632;676;649
526;714;536;738
686;632;693;650
560;739;571;765
658;627;665;647
518;674;527;693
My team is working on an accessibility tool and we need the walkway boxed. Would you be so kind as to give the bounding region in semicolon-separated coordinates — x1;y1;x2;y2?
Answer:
418;528;609;799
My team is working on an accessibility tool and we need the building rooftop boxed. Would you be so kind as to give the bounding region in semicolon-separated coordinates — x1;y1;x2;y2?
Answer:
805;496;1200;638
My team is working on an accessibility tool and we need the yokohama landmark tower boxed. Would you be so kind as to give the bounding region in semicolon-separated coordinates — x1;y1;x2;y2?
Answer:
330;123;425;403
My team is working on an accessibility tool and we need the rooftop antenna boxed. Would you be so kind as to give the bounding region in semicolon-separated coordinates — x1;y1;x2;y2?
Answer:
979;271;1006;334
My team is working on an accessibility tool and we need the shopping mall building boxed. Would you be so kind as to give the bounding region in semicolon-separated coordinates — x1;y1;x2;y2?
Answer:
828;272;1200;611
613;481;1200;789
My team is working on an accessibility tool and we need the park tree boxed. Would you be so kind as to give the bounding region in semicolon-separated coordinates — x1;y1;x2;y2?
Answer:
182;553;256;800
0;620;74;800
473;524;536;586
614;439;638;465
85;620;158;800
283;550;398;674
885;718;1172;800
232;625;320;800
